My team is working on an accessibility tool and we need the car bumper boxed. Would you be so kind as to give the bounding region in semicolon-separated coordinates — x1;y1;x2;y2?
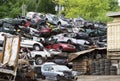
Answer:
62;47;76;52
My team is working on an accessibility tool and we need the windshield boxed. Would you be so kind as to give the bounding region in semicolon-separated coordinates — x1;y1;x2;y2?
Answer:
53;65;70;71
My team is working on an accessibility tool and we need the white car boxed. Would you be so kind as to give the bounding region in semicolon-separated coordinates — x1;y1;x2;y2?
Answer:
26;12;36;19
26;12;41;23
46;14;70;26
45;14;59;25
28;50;51;65
47;49;62;56
20;39;43;50
58;18;70;27
50;33;90;45
0;32;43;50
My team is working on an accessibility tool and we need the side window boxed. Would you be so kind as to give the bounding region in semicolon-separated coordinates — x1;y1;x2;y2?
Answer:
43;65;49;71
43;65;53;71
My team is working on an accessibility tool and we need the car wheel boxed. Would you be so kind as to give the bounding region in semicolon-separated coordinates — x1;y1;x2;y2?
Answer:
33;44;40;50
56;75;62;81
35;57;44;65
41;75;45;80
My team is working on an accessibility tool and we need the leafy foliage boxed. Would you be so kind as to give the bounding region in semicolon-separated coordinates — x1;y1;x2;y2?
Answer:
0;0;119;22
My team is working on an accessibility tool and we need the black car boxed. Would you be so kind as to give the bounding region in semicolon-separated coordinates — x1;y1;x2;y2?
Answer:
0;23;16;34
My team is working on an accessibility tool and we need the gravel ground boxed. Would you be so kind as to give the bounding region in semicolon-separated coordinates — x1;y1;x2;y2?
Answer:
38;76;120;81
76;75;120;81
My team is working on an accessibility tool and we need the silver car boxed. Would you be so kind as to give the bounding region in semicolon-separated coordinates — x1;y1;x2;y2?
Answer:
41;62;77;81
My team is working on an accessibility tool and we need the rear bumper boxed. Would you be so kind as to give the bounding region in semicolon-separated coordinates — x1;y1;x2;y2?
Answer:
62;47;76;52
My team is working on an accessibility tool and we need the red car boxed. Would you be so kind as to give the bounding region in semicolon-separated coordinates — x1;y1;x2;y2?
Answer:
39;25;52;36
45;43;76;52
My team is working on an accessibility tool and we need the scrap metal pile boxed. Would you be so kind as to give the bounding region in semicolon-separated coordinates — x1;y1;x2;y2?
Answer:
0;12;107;81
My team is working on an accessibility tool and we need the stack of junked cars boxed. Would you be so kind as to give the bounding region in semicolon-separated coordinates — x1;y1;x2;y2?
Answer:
0;11;107;81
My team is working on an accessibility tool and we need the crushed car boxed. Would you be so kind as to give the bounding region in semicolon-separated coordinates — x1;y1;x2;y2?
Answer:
41;62;78;81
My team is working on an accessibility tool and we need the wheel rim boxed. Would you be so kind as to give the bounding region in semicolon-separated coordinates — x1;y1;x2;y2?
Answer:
34;45;40;50
36;57;43;65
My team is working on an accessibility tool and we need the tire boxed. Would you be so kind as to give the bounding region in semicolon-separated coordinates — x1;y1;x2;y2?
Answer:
99;59;105;64
33;44;40;51
56;75;62;81
105;59;111;64
100;64;105;67
110;71;117;75
110;66;117;71
100;71;105;75
35;57;44;65
41;75;45;80
105;63;111;66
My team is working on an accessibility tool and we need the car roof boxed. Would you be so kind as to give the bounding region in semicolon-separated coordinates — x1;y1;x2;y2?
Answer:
43;62;56;65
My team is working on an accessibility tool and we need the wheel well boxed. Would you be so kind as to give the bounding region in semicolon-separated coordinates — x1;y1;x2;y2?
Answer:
67;39;72;42
46;18;48;21
67;39;72;44
35;55;42;59
57;22;61;25
33;44;43;51
33;43;40;47
33;43;40;46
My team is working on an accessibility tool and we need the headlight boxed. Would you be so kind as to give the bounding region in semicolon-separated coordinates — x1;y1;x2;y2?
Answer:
57;72;64;76
72;71;78;76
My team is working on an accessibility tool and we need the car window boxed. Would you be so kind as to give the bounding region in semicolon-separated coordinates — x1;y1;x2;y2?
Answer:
69;33;76;38
43;64;55;71
53;65;70;71
53;16;58;21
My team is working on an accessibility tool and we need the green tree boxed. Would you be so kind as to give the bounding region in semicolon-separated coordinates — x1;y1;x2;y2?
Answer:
0;0;56;18
38;0;56;14
108;0;119;11
55;0;119;22
0;0;119;23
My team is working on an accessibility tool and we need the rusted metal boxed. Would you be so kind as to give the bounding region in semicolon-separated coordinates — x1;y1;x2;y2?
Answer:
0;35;20;81
0;52;3;63
68;47;106;62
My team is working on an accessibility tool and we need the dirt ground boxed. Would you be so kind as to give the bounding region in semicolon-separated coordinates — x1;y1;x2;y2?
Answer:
39;76;120;81
76;75;120;81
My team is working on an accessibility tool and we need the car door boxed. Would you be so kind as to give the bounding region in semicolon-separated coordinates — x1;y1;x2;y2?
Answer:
55;34;64;42
42;65;56;80
52;44;59;50
20;40;34;48
68;33;77;44
61;33;70;42
76;39;89;45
